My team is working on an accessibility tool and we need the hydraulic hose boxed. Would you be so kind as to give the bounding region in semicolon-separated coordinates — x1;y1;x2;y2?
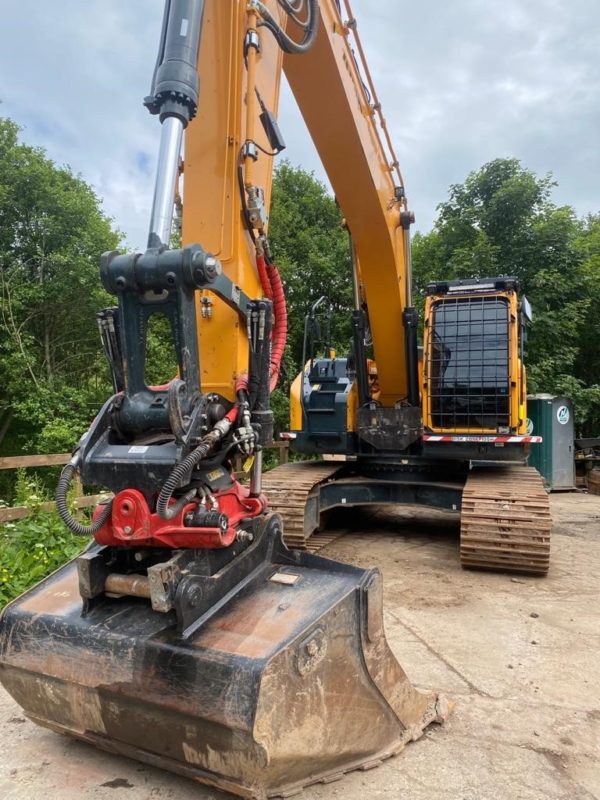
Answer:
156;413;235;520
56;462;113;536
267;260;288;390
236;374;250;394
257;0;319;54
156;438;215;519
254;253;287;390
256;254;273;300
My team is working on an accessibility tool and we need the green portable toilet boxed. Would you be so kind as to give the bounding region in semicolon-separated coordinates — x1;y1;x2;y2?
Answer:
527;394;575;490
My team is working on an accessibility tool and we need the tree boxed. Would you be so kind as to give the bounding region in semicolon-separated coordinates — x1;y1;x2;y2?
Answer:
412;158;599;434
0;118;121;456
267;162;354;434
267;162;355;430
268;161;354;368
570;214;600;432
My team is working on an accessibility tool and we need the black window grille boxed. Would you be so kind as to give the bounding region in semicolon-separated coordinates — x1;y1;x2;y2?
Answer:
428;296;510;431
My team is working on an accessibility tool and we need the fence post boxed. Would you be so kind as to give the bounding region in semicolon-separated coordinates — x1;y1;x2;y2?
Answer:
73;474;84;521
279;442;289;465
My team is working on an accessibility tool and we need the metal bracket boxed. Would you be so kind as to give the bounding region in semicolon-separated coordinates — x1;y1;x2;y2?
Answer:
77;514;293;638
244;29;261;54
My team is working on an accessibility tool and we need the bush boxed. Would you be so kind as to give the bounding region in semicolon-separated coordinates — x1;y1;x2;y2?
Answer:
0;471;86;606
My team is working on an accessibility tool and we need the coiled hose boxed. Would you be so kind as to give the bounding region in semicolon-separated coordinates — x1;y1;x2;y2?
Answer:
267;260;287;391
255;253;287;391
156;412;235;520
257;0;319;54
56;462;113;536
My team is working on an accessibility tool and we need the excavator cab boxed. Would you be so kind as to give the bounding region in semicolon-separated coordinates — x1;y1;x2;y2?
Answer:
423;277;529;437
0;1;448;797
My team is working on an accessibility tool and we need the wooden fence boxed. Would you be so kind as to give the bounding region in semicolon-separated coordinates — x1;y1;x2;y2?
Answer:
0;441;290;525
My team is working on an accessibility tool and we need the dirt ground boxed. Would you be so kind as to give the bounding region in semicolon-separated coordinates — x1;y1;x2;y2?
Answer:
0;492;598;800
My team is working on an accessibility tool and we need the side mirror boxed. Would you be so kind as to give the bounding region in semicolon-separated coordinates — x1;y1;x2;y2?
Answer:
520;296;533;324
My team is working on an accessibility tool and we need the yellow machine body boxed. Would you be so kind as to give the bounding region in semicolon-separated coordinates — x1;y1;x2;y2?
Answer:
184;0;283;399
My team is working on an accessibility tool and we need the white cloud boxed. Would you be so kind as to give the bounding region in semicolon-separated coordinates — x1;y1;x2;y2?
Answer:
1;0;598;247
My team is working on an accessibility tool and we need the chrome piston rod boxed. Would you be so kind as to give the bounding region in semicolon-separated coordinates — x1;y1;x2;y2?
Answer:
147;116;184;249
249;448;264;497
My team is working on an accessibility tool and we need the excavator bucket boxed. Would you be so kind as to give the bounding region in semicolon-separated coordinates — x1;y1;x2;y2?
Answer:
0;522;448;799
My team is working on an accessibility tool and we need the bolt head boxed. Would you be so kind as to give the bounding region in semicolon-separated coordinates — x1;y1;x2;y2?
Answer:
188;586;203;608
204;256;222;279
306;640;319;657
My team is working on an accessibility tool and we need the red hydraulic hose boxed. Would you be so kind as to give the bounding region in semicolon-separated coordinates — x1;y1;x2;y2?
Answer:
267;260;287;391
256;253;273;300
225;405;239;423
252;253;287;392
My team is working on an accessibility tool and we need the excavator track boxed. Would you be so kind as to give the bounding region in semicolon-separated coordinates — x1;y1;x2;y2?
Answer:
460;466;551;575
262;461;343;549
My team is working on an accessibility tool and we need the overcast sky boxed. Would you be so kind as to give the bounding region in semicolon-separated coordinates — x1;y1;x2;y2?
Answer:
1;1;598;250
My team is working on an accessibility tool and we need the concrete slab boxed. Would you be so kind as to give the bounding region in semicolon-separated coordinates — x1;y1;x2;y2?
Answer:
0;492;598;799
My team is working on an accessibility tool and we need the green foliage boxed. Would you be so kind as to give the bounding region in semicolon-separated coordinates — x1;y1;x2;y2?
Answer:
0;471;85;606
269;161;354;366
269;386;289;437
412;158;599;434
145;314;180;387
0;117;121;462
268;162;354;430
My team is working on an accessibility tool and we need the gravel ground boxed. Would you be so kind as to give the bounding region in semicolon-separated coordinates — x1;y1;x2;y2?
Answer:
0;492;598;799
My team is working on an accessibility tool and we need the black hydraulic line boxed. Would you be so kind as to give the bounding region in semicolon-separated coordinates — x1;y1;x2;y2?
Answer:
56;463;113;536
250;301;273;435
278;0;308;25
157;434;215;519
198;439;241;471
156;419;234;519
257;0;319;54
168;378;191;441
400;208;419;407
348;232;360;310
97;308;125;393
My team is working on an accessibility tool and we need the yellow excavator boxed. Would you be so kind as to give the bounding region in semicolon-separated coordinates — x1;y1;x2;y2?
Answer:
0;2;450;799
264;1;552;575
0;0;550;797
